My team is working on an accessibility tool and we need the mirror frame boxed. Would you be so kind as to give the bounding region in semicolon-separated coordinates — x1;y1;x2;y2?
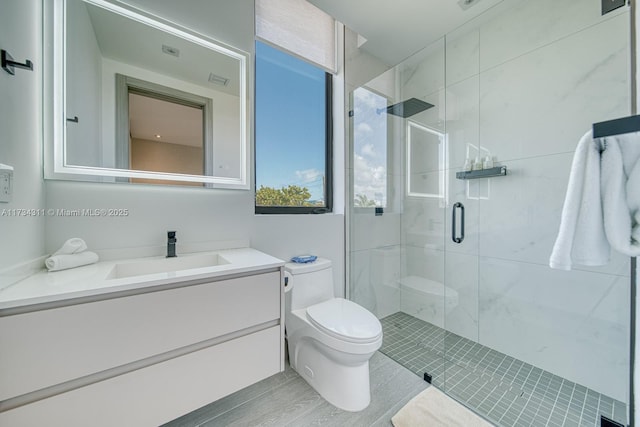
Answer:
43;0;250;189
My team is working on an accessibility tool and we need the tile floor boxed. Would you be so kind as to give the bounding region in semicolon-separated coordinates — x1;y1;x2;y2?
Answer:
164;311;627;427
163;351;428;427
380;311;627;427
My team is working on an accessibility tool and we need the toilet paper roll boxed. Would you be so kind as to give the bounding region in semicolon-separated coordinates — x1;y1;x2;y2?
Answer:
284;271;293;293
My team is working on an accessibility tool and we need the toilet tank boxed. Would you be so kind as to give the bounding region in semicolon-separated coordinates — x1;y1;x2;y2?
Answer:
285;258;334;311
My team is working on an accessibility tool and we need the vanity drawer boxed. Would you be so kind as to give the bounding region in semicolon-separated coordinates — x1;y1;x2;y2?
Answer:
0;270;281;401
0;326;281;427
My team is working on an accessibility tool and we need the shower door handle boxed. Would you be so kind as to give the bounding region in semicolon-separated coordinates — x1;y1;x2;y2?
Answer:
452;202;465;244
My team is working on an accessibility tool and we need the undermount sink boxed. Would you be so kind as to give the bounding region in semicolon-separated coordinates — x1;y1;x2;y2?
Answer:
107;253;230;279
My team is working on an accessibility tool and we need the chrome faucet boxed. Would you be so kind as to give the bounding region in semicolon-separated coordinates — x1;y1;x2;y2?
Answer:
167;231;177;258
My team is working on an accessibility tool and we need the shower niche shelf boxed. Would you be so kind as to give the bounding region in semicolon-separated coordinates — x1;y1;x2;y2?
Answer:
455;166;507;180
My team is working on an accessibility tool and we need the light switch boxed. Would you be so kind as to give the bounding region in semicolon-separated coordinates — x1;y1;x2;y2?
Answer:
0;164;14;203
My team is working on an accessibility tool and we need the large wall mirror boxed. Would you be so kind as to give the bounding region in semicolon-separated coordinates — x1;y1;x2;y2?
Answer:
44;0;249;188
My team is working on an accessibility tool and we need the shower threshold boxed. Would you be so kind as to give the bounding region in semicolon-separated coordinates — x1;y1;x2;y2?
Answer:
380;312;626;427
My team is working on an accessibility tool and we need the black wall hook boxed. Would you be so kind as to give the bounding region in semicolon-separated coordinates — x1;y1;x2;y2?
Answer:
2;49;33;75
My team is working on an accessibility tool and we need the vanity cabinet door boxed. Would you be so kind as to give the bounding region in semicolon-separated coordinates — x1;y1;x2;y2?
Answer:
0;270;281;401
0;326;281;427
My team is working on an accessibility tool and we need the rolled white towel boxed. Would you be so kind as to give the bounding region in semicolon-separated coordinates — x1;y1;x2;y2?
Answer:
53;238;88;255
46;251;99;272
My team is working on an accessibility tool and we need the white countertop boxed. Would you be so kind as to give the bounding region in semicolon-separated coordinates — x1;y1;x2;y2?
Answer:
0;248;284;313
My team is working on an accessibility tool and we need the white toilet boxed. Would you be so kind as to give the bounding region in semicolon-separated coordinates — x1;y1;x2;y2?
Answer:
284;258;383;412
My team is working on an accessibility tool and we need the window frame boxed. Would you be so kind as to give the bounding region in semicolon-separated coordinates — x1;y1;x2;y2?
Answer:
254;55;333;215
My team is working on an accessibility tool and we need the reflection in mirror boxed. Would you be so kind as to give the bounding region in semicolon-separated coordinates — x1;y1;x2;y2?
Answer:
46;0;248;188
128;91;205;186
406;121;448;204
116;75;210;186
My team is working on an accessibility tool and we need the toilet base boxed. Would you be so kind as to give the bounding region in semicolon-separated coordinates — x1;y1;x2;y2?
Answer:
289;338;372;412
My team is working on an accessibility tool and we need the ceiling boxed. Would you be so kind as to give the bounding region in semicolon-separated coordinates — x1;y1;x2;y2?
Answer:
85;2;241;96
308;0;504;65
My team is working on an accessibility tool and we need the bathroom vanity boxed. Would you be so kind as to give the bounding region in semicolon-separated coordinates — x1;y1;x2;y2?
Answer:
0;248;285;426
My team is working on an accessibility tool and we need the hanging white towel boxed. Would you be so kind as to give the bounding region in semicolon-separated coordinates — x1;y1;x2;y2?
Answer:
45;251;99;272
600;132;640;257
53;238;88;255
549;130;610;270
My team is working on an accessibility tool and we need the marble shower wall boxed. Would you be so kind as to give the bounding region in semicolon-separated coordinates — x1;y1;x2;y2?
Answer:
400;0;631;402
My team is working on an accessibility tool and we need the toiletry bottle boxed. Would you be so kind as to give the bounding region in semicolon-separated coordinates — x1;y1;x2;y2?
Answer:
463;158;472;171
473;156;482;170
483;155;494;169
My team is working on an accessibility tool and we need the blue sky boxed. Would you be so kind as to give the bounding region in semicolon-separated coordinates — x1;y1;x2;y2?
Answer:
255;41;326;201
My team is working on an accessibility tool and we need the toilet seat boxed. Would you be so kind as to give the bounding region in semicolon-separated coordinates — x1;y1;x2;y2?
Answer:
306;298;382;344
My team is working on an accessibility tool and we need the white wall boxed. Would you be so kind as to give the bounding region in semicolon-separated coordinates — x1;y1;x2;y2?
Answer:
0;0;46;280
45;181;254;252
44;0;346;296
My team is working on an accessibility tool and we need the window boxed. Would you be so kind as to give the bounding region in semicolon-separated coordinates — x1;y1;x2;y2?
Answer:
352;87;388;208
255;41;332;214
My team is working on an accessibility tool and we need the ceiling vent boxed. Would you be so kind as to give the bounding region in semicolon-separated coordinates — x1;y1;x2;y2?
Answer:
208;73;229;86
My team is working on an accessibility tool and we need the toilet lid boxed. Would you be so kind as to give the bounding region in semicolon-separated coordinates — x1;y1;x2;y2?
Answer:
306;298;382;343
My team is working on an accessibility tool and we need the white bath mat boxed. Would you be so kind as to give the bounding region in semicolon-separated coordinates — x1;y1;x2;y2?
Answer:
392;386;494;427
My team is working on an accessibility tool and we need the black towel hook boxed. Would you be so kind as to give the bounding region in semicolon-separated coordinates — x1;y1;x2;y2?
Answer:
1;49;33;75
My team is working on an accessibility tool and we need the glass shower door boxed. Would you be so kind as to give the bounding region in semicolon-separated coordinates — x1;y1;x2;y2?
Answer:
348;0;629;427
348;38;450;389
347;1;632;422
395;39;450;388
439;2;631;425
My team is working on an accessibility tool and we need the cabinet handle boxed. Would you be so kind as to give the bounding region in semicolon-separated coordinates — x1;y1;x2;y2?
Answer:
452;202;465;244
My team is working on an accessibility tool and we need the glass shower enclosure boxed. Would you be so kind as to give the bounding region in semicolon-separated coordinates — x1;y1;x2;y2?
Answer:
347;1;632;425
